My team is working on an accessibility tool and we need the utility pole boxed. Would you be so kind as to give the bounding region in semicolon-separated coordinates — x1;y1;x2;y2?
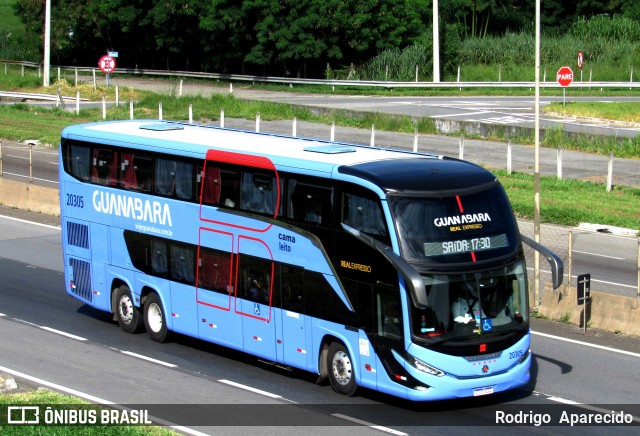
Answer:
534;0;541;305
43;0;51;87
433;0;440;83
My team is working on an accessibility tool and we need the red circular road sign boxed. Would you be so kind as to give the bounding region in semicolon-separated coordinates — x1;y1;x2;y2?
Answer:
577;51;584;70
98;55;116;74
557;66;573;87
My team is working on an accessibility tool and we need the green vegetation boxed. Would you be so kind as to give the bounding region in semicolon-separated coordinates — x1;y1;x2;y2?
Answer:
0;70;638;231
496;170;640;230
545;102;640;124
0;389;176;435
559;312;572;324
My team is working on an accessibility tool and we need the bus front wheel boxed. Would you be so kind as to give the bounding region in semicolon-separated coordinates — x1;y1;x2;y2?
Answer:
327;342;357;396
115;285;142;333
144;293;169;343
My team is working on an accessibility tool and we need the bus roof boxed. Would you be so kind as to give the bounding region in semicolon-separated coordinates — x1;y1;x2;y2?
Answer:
62;120;495;192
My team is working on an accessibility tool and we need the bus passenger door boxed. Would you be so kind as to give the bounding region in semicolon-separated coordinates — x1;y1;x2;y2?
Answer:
196;228;242;349
236;236;277;361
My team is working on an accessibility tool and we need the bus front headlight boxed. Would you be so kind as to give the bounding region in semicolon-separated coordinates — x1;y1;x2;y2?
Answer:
412;357;445;377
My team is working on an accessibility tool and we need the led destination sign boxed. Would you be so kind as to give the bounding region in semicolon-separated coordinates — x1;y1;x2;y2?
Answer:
423;234;508;257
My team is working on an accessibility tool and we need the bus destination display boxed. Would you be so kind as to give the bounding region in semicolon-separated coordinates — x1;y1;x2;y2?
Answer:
424;234;508;257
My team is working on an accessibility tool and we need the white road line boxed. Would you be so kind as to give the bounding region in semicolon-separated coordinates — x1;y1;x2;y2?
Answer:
573;249;624;260
584;277;636;288
547;396;580;405
525;266;636;289
532;331;640;358
332;413;408;435
11;318;87;341
0;172;58;184
0;365;210;436
435;111;491;118
218;379;282;399
119;350;177;368
39;326;88;341
0;214;60;230
0;365;116;404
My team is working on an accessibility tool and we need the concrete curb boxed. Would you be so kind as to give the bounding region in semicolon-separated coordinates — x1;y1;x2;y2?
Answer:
534;284;639;337
0;179;60;216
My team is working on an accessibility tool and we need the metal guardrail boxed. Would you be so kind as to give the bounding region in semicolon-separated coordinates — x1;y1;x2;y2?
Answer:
5;60;640;89
0;91;88;102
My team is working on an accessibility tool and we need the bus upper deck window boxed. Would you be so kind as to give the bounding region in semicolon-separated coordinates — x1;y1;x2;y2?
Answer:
68;144;91;181
288;179;333;226
92;148;118;186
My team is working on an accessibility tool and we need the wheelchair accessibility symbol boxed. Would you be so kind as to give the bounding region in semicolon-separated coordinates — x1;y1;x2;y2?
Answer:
482;318;493;332
254;303;261;316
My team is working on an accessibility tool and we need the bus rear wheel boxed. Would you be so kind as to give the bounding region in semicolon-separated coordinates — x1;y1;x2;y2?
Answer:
144;293;169;343
327;342;357;396
115;285;142;333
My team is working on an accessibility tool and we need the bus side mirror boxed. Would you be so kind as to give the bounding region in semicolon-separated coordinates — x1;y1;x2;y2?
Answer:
520;234;564;290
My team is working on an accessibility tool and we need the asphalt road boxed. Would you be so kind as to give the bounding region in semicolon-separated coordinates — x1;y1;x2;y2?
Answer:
0;210;639;435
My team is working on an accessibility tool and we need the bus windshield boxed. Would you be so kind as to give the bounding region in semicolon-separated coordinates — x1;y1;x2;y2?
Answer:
412;261;528;342
389;184;519;264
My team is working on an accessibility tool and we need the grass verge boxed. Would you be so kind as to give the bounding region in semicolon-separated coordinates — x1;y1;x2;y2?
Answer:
496;170;640;230
0;389;176;435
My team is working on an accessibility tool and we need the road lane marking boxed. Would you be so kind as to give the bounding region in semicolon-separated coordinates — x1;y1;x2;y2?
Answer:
0;172;59;185
218;379;282;399
39;326;88;341
13;318;87;341
119;350;177;368
435;111;492;118
0;365;210;436
532;331;640;358
525;266;635;290
573;249;624;260
547;396;580;405
0;214;60;230
332;413;408;435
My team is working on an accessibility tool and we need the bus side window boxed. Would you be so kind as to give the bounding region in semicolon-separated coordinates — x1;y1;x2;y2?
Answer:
198;248;232;294
151;239;169;276
121;152;152;192
240;170;282;216
200;163;222;205
67;143;91;181
281;265;304;313
342;189;389;243
92;148;118;187
171;243;195;285
219;167;238;208
376;286;403;340
155;156;194;200
239;254;271;304
288;179;333;226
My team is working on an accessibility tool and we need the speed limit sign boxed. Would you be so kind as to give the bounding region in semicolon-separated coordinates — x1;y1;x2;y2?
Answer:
98;55;116;74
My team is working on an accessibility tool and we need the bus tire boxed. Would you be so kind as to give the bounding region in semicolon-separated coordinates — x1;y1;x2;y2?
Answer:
144;293;169;343
327;342;357;396
115;285;142;333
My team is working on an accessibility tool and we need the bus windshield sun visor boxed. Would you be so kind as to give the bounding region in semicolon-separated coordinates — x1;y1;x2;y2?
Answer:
341;223;428;308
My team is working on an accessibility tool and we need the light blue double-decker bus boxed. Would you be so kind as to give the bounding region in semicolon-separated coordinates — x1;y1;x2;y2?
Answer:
59;119;562;401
